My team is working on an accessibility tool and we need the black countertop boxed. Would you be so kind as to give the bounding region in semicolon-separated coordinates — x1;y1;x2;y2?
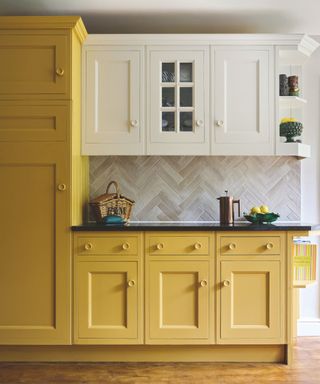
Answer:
72;222;320;232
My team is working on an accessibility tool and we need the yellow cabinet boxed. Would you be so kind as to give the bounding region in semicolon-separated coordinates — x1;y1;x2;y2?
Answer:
75;260;141;344
0;143;70;344
0;33;69;98
217;232;285;345
146;260;210;343
0;16;87;346
218;260;282;344
0;101;69;142
73;232;143;345
147;235;210;256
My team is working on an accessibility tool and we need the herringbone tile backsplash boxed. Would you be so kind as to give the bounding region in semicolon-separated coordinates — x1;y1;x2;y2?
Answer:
90;156;301;221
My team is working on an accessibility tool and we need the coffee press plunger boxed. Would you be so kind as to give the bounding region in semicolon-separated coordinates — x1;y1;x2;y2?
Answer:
217;190;240;224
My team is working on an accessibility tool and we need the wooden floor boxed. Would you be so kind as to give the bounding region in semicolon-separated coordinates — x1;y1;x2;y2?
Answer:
0;338;320;384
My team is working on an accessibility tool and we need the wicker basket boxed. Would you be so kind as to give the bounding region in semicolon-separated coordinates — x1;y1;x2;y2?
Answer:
90;181;134;223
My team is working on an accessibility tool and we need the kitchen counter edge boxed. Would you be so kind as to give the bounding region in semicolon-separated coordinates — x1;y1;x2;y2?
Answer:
71;223;319;232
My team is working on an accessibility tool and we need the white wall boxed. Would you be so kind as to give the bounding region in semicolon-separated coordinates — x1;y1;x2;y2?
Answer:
299;37;320;335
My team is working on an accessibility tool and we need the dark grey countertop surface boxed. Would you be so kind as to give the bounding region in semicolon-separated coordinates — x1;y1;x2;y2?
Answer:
72;222;320;231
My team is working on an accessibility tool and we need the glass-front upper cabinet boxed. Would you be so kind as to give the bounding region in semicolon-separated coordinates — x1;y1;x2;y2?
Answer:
148;47;209;155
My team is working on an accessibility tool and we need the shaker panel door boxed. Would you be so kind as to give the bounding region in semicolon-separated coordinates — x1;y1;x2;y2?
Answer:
0;34;69;98
213;47;274;155
0;143;70;344
75;260;141;344
83;47;144;155
219;260;282;343
147;260;209;343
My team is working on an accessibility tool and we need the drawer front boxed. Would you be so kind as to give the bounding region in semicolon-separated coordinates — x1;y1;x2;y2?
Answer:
76;236;139;256
0;102;68;142
147;235;210;256
220;236;281;255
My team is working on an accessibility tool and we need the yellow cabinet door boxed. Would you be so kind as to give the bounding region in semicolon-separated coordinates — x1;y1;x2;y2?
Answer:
147;260;209;343
0;101;69;142
219;260;282;344
0;34;69;98
75;260;141;344
0;143;70;344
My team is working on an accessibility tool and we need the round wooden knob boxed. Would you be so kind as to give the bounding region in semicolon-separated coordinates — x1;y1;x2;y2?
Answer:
56;67;65;76
156;243;164;250
122;242;130;250
228;243;236;250
223;280;231;287
57;183;66;191
194;242;202;250
217;120;224;127
196;119;203;127
200;280;208;287
127;280;136;287
84;243;93;251
266;242;274;250
130;120;138;127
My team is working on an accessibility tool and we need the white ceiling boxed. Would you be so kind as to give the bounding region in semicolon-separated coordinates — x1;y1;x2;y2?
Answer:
0;0;319;34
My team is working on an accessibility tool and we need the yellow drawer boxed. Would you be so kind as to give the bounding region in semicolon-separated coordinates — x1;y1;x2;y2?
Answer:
147;234;210;255
75;235;139;256
220;236;281;255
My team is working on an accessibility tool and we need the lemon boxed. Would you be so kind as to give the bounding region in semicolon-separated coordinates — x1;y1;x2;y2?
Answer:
281;117;297;123
260;205;269;213
250;206;261;214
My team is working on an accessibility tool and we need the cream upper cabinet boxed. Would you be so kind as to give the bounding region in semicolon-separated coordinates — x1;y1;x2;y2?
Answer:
147;46;209;155
82;35;318;157
212;47;274;155
82;46;144;155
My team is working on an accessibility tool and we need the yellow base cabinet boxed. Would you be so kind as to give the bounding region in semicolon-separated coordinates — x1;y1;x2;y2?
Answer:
219;260;281;343
75;260;140;343
147;260;210;343
217;232;286;345
145;232;214;344
73;233;143;345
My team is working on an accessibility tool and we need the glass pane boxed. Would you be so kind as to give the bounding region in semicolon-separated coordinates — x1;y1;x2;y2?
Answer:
180;63;192;82
180;112;193;132
180;87;193;107
162;87;175;107
162;63;175;82
162;112;175;132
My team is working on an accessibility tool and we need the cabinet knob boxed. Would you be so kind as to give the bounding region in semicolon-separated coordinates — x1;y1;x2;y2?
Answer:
57;183;67;191
217;120;224;127
228;243;236;250
130;120;139;128
194;242;202;250
223;280;231;287
156;243;164;250
200;279;208;287
56;67;65;76
266;242;274;250
84;242;93;251
127;280;136;287
122;242;130;250
196;119;203;127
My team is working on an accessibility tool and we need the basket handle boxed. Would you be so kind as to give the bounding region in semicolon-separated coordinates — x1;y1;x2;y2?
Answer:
106;180;120;196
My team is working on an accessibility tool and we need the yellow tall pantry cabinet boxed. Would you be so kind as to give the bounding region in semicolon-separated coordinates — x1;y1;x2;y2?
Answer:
0;17;88;344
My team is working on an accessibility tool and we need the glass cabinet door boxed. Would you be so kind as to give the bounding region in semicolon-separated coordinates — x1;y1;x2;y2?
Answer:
161;62;194;133
148;48;209;155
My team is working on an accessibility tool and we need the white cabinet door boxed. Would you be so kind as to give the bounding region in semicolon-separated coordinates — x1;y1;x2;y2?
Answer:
212;47;274;155
83;46;144;155
148;47;209;155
